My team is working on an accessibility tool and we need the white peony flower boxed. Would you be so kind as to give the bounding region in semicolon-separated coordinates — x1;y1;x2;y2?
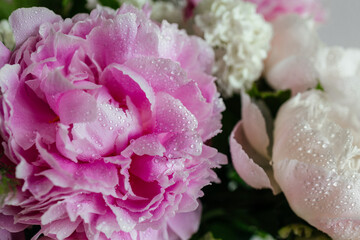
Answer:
0;20;15;50
264;15;320;95
316;46;360;113
231;89;360;239
195;0;272;96
273;90;360;240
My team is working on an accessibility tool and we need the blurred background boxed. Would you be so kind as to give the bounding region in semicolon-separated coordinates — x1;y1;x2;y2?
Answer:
318;0;360;48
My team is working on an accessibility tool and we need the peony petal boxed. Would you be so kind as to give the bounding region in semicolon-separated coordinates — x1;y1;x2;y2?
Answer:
87;13;137;68
9;7;61;46
100;64;155;130
57;90;97;124
273;90;360;240
0;228;11;240
230;121;280;194
266;55;318;94
0;214;27;232
274;159;360;240
167;204;202;240
155;93;198;133
121;134;166;157
265;15;320;93
0;42;10;68
0;64;57;150
241;93;270;158
42;218;81;240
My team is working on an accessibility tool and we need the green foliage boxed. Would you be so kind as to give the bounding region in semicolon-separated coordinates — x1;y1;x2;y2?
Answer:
278;224;331;240
0;162;18;205
0;0;88;20
199;232;222;240
98;0;120;9
315;82;324;91
246;80;291;118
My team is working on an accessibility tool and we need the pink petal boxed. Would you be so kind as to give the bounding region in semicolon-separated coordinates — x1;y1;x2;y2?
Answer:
87;14;137;68
242;93;270;158
65;193;107;223
42;218;81;240
0;42;10;68
100;64;155;130
0;64;57;150
155;93;198;133
167;204;202;240
0;214;27;232
121;134;166;157
230;121;280;193
123;57;190;94
9;7;61;46
57;90;97;124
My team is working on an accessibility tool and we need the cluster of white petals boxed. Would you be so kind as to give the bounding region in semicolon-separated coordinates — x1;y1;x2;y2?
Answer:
195;0;272;96
0;20;15;50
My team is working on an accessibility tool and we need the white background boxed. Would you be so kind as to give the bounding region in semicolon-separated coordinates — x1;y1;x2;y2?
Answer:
318;0;360;48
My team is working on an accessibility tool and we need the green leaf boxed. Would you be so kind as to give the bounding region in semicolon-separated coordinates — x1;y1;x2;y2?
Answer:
98;0;120;9
246;81;291;118
315;82;324;91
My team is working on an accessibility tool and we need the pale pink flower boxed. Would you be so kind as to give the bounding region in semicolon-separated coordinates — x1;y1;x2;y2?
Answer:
186;0;325;22
230;90;360;239
244;0;325;22
264;15;320;95
0;5;226;240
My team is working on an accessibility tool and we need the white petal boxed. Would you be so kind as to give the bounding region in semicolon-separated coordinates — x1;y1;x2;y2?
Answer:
273;90;360;240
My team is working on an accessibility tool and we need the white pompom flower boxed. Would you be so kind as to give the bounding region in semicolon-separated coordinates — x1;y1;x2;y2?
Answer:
195;0;272;96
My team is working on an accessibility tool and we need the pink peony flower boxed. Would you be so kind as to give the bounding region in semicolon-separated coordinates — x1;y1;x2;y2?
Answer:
0;5;226;240
244;0;325;22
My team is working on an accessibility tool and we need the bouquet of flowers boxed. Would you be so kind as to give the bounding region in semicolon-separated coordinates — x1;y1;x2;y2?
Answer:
0;0;357;239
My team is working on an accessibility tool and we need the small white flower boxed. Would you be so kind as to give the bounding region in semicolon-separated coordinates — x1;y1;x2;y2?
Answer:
0;20;15;50
195;0;272;96
86;0;99;9
250;234;275;240
118;0;148;8
150;1;185;25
